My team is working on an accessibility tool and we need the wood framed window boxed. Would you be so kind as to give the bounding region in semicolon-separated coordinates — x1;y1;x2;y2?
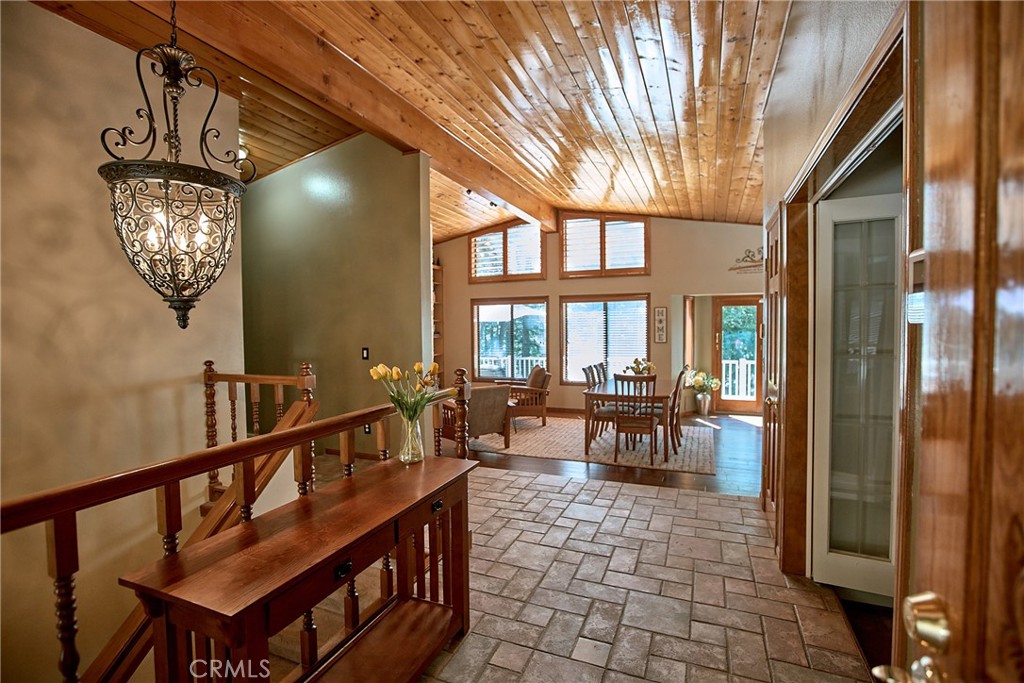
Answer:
560;294;650;385
471;297;548;381
560;212;650;278
468;221;544;283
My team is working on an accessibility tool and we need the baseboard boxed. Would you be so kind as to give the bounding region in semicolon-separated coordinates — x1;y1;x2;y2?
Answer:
547;407;584;417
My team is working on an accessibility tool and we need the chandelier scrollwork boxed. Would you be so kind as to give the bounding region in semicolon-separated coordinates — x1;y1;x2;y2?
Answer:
97;0;255;329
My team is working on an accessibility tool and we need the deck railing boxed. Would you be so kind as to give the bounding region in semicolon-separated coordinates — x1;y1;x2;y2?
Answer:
722;358;757;400
477;355;546;379
0;370;469;682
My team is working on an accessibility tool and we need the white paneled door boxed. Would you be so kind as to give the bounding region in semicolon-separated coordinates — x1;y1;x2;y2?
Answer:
812;194;903;596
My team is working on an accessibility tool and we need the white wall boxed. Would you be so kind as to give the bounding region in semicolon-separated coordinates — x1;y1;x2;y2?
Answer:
1;5;246;679
434;217;763;410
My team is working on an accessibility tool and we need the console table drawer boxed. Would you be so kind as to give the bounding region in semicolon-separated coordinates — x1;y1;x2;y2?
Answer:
396;481;462;539
267;522;394;633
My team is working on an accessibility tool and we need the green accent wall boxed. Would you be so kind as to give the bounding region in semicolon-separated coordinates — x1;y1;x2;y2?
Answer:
241;134;432;449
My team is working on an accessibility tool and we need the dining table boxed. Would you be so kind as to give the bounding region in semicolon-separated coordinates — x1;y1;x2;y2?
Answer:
582;375;676;458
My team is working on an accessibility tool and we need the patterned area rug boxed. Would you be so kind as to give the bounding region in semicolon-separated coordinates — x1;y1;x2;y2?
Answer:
469;416;716;475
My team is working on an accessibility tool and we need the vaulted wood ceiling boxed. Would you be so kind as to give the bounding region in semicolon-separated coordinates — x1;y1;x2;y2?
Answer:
39;1;789;240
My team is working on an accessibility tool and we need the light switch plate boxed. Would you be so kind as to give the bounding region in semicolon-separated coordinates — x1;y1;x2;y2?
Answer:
361;347;369;360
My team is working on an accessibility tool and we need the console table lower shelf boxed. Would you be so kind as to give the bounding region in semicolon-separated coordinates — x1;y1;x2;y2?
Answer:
120;457;477;682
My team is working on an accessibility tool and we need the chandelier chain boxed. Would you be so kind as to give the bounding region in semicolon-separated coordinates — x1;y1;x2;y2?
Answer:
169;0;178;47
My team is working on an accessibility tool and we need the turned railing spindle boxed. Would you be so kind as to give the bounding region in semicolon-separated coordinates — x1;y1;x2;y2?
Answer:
203;361;222;498
274;385;285;425
227;382;239;443
234;457;256;522
454;368;469;459
339;429;356;478
156;482;182;556
249;382;261;436
46;513;80;683
294;439;313;497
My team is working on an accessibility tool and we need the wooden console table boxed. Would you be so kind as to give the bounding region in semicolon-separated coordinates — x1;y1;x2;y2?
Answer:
120;457;476;682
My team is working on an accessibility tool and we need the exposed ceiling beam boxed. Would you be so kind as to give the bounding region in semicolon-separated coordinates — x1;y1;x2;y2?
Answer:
125;1;557;231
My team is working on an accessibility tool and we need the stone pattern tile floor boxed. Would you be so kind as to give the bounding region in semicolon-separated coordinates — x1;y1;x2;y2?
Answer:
425;468;871;683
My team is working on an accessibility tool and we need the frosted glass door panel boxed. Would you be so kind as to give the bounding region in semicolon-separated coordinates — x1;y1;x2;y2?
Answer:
812;194;901;596
828;217;896;559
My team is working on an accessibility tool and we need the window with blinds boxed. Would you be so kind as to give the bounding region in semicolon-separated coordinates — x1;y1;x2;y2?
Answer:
472;298;548;381
561;213;649;278
561;295;650;383
469;222;544;282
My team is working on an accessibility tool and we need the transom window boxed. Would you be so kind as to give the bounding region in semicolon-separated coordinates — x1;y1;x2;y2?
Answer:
469;222;544;282
472;298;548;381
561;213;650;278
561;295;650;384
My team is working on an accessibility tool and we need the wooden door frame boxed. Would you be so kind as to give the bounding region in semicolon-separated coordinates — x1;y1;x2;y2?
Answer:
766;5;907;585
711;295;763;414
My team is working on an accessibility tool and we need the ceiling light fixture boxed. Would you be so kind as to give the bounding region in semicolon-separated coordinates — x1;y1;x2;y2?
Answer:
97;0;255;329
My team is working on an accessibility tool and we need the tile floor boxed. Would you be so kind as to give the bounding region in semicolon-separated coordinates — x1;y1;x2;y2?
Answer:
425;467;871;683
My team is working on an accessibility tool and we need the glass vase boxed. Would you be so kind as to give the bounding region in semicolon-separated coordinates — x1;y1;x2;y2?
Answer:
398;415;425;464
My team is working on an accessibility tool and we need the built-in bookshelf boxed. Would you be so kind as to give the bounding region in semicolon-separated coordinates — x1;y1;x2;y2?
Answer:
432;263;444;387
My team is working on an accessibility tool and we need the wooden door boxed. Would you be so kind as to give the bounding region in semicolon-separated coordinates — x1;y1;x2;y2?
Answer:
894;2;1024;679
761;214;782;536
711;295;763;414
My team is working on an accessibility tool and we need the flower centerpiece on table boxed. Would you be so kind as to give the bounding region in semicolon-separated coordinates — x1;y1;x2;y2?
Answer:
625;357;657;375
369;361;439;464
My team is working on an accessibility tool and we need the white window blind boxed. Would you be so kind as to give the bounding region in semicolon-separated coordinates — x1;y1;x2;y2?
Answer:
562;297;649;382
563;217;601;272
562;215;648;276
470;223;542;280
507;224;542;275
605;220;646;270
471;231;504;279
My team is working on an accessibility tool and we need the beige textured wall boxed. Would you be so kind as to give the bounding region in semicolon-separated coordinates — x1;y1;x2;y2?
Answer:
762;0;902;217
241;134;433;453
434;217;762;410
0;3;245;680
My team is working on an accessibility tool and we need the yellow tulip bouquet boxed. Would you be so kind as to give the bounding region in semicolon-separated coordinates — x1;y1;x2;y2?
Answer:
369;361;440;422
370;361;440;464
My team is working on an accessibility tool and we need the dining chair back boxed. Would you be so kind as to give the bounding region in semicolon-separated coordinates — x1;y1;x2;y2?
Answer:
596;362;608;383
612;373;660;465
583;365;596;388
667;365;689;454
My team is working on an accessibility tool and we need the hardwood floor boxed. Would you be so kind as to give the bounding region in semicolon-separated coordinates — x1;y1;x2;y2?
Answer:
462;413;763;496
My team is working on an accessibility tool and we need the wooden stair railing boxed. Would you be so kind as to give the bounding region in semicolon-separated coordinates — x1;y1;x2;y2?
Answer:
202;360;317;511
0;371;470;683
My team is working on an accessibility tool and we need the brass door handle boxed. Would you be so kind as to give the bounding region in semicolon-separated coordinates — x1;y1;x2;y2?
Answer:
903;591;951;653
764;396;777;408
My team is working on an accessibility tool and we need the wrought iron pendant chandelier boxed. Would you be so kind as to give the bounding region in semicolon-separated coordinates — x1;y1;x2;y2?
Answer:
98;0;255;329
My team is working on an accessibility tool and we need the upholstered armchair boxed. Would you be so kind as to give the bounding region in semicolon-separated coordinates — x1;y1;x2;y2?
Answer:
507;365;551;427
436;383;512;450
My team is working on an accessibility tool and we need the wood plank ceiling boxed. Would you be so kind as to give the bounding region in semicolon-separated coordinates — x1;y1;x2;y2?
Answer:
39;1;790;240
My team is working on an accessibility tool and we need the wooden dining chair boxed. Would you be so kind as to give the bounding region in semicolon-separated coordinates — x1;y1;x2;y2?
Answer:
666;365;689;454
612;373;660;465
595;362;608;383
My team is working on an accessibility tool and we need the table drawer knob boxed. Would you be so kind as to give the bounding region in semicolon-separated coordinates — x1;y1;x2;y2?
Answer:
431;499;444;513
334;559;353;582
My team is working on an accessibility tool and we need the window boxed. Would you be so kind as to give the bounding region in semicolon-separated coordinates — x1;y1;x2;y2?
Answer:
472;298;548;381
561;295;650;383
561;213;649;278
469;222;544;282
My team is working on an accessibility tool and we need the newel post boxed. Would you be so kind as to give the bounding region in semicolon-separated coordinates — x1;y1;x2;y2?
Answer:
46;513;80;682
454;368;470;459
